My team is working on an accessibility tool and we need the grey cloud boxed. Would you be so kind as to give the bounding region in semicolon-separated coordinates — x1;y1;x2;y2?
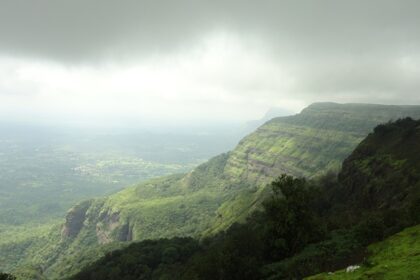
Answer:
0;0;219;61
287;54;420;101
1;0;420;108
1;0;419;61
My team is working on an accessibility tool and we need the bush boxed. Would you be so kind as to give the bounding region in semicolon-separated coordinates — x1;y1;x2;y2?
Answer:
0;273;16;280
355;213;385;245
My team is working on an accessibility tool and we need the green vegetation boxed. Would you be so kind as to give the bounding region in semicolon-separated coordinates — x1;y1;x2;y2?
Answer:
0;132;205;226
0;273;16;280
0;127;236;276
225;102;420;183
70;118;420;280
306;225;420;280
3;103;420;279
0;222;61;273
71;238;200;280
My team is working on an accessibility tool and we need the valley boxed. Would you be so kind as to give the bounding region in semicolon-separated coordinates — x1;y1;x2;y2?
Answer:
2;102;420;279
68;116;420;280
2;2;420;279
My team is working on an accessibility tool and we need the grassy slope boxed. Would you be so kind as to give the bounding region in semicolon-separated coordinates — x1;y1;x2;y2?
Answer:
0;222;60;272
225;102;420;182
212;103;420;231
307;225;420;280
69;118;420;280
8;103;420;279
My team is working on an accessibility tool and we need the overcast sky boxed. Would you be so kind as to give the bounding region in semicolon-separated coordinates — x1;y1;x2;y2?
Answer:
1;0;420;126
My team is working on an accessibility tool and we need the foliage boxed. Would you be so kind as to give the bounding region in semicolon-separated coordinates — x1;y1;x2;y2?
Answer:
0;273;16;280
71;238;199;280
4;104;420;279
71;118;420;280
0;222;61;273
306;225;420;280
262;175;324;259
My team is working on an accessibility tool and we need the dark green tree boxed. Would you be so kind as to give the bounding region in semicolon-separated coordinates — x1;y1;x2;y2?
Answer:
262;174;324;259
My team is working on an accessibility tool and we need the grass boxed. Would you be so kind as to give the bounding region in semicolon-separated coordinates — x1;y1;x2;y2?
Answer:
306;224;420;280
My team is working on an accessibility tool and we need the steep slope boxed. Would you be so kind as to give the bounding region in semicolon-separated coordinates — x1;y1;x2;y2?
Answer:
262;118;420;279
333;117;420;224
225;102;420;182
210;103;420;231
66;103;420;239
70;118;420;280
9;103;420;279
306;224;420;280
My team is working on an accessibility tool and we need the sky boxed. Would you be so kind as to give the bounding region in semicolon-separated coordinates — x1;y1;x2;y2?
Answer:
1;0;420;126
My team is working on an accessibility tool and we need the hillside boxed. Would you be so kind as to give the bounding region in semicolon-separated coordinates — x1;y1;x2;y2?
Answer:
4;103;420;279
306;224;420;280
332;117;420;226
70;118;420;280
261;117;420;279
227;102;420;180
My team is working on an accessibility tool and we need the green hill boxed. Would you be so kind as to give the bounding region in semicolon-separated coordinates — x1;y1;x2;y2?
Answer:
69;118;420;280
261;117;420;279
4;103;420;279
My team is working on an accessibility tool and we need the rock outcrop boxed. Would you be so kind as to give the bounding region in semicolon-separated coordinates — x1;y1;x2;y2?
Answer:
61;200;92;239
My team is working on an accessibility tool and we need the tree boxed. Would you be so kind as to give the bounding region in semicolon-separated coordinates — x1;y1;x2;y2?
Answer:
262;174;324;259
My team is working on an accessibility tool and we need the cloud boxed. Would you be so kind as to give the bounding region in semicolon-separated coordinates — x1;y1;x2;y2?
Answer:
0;0;419;124
0;34;303;124
1;0;419;62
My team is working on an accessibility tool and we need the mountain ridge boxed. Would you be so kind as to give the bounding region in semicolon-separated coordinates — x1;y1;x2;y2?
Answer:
69;117;420;280
3;102;420;279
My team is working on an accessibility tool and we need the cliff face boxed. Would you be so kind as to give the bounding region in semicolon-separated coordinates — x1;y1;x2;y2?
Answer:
224;103;420;184
61;200;92;239
48;103;420;277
